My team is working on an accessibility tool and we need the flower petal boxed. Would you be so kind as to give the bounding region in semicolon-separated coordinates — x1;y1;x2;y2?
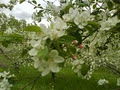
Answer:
41;68;50;76
30;39;41;48
49;50;58;57
54;56;64;63
28;48;38;56
49;62;59;72
34;60;40;68
72;60;79;65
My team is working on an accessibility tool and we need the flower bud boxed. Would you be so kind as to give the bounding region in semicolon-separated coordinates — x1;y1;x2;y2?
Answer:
72;55;77;60
78;44;83;48
72;40;78;45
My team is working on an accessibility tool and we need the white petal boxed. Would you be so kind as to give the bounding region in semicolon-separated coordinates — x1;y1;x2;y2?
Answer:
40;24;48;34
41;68;50;76
34;60;40;68
54;56;64;63
49;62;59;72
72;60;79;65
28;48;38;56
49;50;58;57
30;39;41;48
63;14;71;21
58;30;65;37
69;8;74;14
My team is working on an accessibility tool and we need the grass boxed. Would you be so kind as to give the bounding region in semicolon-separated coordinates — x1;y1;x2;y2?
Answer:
0;54;120;90
9;66;119;90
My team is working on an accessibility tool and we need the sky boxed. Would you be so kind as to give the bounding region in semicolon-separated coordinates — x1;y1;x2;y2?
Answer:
0;0;59;23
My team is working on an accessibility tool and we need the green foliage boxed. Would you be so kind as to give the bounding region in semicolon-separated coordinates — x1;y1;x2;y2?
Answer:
107;1;114;10
0;33;24;47
88;21;100;29
24;25;42;32
81;64;90;76
19;0;25;3
58;35;75;45
38;47;49;60
32;0;37;4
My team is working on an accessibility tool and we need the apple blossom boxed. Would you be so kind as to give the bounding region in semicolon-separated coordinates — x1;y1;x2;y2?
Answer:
32;50;64;76
98;79;109;85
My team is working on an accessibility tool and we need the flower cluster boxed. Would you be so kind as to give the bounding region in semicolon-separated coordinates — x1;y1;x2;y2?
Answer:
32;50;64;76
72;59;84;76
98;79;109;85
0;71;14;90
99;16;120;31
63;7;94;29
27;0;120;83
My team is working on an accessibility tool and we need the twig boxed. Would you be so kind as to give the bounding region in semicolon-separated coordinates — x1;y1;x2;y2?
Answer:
21;73;41;90
0;48;13;61
106;63;120;76
90;31;98;42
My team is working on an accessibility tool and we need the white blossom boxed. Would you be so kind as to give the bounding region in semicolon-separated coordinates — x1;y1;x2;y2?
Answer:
98;79;109;85
0;71;14;90
117;78;120;86
32;50;64;76
99;16;120;31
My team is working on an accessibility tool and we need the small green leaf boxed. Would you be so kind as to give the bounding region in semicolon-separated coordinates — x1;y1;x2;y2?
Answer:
69;46;76;54
19;0;25;3
1;33;24;44
107;1;113;10
24;25;42;32
21;47;30;56
45;38;52;49
81;64;90;76
70;31;82;45
38;47;49;60
2;41;9;48
32;0;37;4
85;25;94;35
58;35;75;45
88;21;100;28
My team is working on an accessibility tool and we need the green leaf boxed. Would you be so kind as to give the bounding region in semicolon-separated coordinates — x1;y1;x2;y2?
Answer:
107;1;113;10
21;47;30;56
2;41;9;48
1;33;24;47
85;25;94;35
45;38;52;49
58;35;76;45
32;0;37;4
19;0;25;3
78;3;88;7
88;21;100;28
24;25;42;32
70;31;82;45
114;22;120;32
38;47;49;60
81;64;90;76
112;0;120;4
1;33;24;43
68;46;76;54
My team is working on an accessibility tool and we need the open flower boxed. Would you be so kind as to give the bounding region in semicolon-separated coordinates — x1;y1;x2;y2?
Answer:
49;29;65;40
33;50;64;76
74;10;93;29
99;16;120;31
63;7;79;22
54;17;68;30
